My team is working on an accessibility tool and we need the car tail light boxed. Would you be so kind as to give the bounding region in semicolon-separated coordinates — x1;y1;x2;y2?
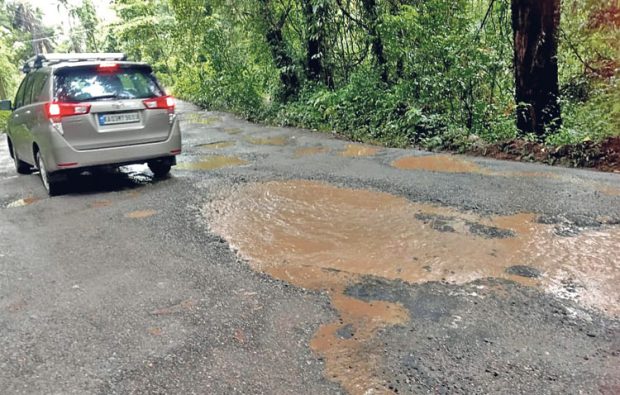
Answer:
143;96;175;113
45;102;91;123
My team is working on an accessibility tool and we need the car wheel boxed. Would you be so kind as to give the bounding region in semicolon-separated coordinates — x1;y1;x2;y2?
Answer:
148;160;172;178
8;138;32;174
36;151;62;196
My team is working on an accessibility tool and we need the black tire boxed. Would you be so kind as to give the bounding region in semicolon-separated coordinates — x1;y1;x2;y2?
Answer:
148;160;172;178
36;150;63;196
7;137;32;174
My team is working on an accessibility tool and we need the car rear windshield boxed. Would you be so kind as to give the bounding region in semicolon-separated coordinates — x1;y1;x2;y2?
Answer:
54;66;164;103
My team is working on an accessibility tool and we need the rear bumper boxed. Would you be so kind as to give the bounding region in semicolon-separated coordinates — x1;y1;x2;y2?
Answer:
43;120;182;172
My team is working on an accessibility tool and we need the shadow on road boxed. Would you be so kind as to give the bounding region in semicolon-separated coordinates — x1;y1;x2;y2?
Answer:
56;165;165;195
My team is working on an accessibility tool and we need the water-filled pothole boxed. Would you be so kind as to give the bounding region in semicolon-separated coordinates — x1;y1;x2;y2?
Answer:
340;144;381;157
392;155;482;173
245;136;289;146
203;180;619;392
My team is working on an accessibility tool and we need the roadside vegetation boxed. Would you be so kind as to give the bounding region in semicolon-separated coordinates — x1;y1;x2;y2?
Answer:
1;0;618;167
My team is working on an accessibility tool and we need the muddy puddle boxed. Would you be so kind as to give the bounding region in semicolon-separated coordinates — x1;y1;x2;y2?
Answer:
177;156;247;171
125;210;158;219
294;146;330;157
340;144;381;157
203;180;619;393
6;197;40;208
196;141;236;149
185;114;219;125
245;136;289;146
392;154;482;173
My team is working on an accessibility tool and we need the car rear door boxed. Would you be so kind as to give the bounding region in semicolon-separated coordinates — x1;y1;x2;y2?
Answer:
53;64;173;151
8;75;33;163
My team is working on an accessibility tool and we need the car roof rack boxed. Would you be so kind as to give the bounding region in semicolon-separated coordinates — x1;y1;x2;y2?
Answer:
22;53;127;73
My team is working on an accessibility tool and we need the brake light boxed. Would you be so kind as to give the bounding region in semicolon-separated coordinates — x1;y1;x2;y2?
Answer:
97;62;119;72
143;96;175;113
45;102;91;123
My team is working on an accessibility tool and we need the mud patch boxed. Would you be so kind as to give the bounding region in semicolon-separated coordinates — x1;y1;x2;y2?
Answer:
340;144;381;157
6;197;40;208
196;141;236;150
245;136;288;146
125;210;158;219
505;265;542;278
392;155;482;173
294;146;330;157
203;180;620;392
177;156;247;171
90;200;112;208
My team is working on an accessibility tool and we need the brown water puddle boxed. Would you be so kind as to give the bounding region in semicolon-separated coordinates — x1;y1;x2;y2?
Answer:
203;180;620;393
294;146;330;157
340;144;381;157
177;156;247;171
392;155;482;173
196;141;236;149
6;197;40;208
125;210;158;219
245;136;289;146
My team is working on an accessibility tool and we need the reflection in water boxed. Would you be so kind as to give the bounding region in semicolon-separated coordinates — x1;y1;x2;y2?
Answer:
392;155;481;173
204;180;620;393
177;156;247;171
340;144;381;157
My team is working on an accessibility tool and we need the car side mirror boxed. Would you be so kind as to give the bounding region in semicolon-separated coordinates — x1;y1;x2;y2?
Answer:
0;100;12;111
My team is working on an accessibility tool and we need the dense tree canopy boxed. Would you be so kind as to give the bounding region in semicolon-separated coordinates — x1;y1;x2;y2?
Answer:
1;0;618;148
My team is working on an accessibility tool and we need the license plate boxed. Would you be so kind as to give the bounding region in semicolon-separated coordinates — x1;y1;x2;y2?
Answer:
98;112;140;125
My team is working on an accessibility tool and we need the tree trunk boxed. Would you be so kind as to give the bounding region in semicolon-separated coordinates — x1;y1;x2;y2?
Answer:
259;1;300;100
303;0;331;85
361;0;388;83
512;0;562;137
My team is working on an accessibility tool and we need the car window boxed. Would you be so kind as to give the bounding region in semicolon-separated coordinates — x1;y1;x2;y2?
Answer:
13;76;29;109
54;66;164;102
21;74;36;107
29;73;49;104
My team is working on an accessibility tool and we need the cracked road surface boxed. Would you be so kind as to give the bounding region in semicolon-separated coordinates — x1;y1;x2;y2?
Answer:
1;103;619;394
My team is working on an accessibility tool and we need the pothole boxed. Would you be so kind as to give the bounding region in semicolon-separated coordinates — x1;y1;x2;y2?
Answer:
392;155;482;173
203;180;619;392
6;197;40;208
340;144;381;157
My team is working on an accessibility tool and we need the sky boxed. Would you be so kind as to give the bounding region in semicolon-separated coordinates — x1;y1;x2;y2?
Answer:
23;0;116;32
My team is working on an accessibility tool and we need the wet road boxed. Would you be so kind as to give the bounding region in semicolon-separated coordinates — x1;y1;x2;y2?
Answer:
1;102;619;394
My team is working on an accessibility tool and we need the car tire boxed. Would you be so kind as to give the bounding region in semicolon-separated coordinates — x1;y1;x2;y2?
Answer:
148;160;172;178
8;138;32;174
36;151;62;196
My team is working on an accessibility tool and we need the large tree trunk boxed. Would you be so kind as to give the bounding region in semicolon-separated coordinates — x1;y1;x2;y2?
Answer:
512;0;562;137
303;0;332;86
259;1;300;100
361;0;388;83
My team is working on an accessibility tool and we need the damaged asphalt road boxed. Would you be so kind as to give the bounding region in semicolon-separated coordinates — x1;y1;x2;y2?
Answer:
1;102;619;394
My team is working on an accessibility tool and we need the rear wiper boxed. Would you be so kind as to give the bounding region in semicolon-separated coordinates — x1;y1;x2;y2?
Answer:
81;94;119;102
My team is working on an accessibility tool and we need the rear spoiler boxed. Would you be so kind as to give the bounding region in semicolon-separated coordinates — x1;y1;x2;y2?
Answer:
23;53;127;73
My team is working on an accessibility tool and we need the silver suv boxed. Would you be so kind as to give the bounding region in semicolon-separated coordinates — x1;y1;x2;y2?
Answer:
0;53;182;195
